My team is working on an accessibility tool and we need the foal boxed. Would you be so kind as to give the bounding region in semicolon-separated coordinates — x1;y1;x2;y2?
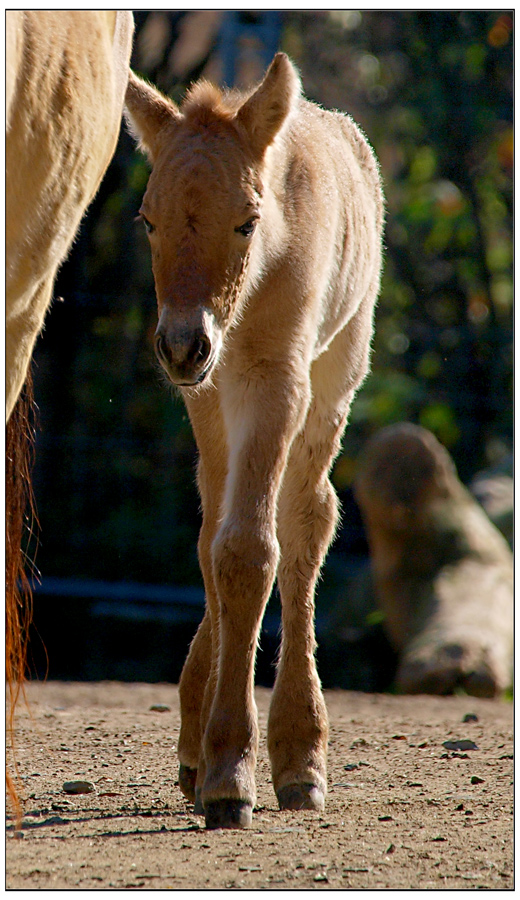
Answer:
125;52;384;829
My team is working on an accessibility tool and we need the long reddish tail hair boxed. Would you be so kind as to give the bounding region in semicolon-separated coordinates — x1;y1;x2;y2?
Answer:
6;367;38;820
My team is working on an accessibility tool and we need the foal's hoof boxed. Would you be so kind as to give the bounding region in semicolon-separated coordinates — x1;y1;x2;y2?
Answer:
204;799;253;830
193;788;204;816
277;783;325;812
178;764;197;803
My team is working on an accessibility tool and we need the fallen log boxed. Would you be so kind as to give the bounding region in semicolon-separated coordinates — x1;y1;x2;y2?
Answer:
354;423;513;697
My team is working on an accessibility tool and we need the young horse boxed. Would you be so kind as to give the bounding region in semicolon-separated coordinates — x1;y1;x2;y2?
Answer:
125;52;384;829
6;10;134;815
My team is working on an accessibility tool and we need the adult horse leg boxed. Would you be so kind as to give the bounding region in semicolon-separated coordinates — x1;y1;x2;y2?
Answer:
197;364;310;828
268;318;373;810
177;385;227;809
6;278;54;422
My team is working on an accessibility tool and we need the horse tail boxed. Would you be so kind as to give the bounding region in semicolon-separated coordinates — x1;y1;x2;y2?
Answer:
6;365;38;821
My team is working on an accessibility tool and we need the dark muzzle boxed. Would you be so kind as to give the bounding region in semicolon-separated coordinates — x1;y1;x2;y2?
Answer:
154;325;214;386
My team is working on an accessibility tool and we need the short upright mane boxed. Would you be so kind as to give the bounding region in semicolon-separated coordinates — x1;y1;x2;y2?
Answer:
182;81;242;129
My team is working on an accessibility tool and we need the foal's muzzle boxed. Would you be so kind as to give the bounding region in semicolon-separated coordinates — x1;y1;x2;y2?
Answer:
154;309;221;386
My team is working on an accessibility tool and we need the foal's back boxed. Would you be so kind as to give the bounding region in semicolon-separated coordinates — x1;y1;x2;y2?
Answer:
240;91;384;364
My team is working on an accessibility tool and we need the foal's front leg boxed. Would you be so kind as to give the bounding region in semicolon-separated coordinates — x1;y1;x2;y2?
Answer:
200;368;310;829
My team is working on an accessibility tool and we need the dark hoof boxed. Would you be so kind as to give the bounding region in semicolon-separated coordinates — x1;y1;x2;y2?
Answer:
277;783;325;812
193;788;204;816
178;764;197;803
204;799;253;830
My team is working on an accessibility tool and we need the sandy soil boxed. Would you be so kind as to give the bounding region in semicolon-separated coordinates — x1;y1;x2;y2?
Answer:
6;681;513;891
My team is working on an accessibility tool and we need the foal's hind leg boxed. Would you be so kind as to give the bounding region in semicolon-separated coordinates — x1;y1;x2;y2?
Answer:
268;325;371;811
178;612;212;803
178;388;227;807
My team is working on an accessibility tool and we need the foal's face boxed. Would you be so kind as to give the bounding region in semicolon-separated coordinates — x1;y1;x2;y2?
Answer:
125;54;301;385
140;129;262;387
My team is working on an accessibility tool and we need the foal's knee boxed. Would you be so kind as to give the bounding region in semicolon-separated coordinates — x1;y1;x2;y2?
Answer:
212;521;279;606
319;478;340;543
279;474;339;567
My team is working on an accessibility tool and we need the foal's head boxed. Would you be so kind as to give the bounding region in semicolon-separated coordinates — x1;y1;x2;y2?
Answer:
125;53;300;386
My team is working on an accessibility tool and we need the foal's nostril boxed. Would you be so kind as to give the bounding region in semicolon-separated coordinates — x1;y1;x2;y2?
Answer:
155;328;212;378
189;333;211;369
155;332;170;366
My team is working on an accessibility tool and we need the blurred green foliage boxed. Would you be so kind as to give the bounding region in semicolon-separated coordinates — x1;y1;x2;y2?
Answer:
31;11;512;586
285;10;512;488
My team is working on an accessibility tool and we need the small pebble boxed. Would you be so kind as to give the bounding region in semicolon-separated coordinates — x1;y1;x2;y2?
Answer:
443;740;478;751
463;713;479;723
149;704;171;713
442;751;469;759
350;738;369;749
63;780;95;795
471;775;485;785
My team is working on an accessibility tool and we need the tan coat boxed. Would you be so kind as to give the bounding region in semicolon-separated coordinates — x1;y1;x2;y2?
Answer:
126;52;384;828
5;11;133;821
6;11;134;420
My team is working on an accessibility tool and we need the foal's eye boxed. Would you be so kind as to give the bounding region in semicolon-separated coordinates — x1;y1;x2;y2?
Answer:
235;217;258;238
139;213;155;235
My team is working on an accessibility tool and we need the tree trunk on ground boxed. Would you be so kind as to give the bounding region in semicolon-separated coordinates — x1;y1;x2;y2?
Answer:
354;423;513;697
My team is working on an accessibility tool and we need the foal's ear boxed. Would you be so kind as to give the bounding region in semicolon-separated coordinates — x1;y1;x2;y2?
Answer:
125;71;180;161
235;53;301;158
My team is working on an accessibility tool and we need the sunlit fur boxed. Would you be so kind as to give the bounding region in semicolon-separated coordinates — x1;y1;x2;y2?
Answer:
5;11;134;819
126;52;384;827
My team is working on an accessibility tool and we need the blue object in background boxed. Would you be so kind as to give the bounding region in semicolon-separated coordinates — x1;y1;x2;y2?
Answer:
218;11;282;86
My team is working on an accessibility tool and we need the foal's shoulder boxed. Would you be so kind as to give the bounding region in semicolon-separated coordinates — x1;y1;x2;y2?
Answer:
286;97;384;221
290;97;377;171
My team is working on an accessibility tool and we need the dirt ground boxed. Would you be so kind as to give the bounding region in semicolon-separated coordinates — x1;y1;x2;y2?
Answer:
6;680;513;891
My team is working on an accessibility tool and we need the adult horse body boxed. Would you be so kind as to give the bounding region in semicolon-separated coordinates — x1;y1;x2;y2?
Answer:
6;10;134;420
6;10;133;811
126;53;384;829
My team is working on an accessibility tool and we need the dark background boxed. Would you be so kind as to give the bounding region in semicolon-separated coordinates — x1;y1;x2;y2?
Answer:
26;11;513;689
